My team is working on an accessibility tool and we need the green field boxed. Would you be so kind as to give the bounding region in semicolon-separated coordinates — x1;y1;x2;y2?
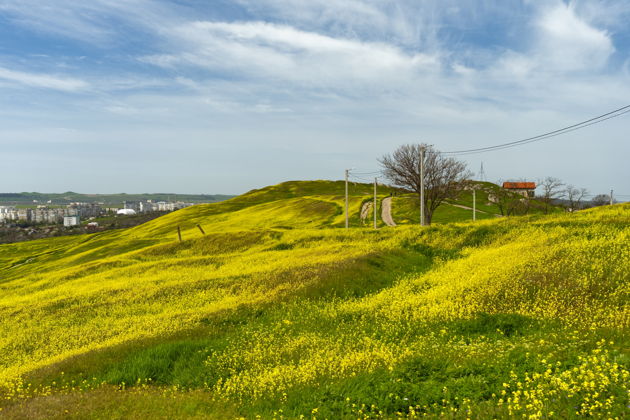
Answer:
390;181;560;226
0;180;628;419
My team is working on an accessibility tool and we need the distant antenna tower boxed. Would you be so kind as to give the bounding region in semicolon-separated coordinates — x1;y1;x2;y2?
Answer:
478;162;486;182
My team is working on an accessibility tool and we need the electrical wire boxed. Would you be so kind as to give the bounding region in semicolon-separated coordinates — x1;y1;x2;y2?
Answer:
349;175;377;183
346;106;630;192
350;171;382;176
440;104;630;155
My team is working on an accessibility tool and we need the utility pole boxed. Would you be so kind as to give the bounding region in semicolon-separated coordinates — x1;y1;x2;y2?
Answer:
420;147;425;226
374;177;378;229
472;188;476;221
345;169;349;229
610;189;614;206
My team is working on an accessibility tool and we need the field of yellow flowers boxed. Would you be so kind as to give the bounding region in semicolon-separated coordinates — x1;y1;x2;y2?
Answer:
0;181;628;419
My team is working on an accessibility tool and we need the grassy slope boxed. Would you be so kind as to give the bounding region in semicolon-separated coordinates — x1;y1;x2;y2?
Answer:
0;181;628;419
0;181;391;279
391;181;558;225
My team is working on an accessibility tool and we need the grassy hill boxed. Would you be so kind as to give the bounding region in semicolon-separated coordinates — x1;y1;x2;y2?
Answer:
0;181;628;419
391;181;557;225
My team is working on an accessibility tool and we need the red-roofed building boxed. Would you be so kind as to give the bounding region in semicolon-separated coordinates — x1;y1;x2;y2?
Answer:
503;182;536;198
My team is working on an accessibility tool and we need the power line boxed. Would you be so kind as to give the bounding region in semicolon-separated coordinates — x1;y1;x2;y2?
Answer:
349;175;377;182
345;169;349;229
441;104;630;155
350;171;382;176
346;106;630;209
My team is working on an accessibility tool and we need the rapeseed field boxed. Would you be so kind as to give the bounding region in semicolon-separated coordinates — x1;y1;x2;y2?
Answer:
0;181;627;419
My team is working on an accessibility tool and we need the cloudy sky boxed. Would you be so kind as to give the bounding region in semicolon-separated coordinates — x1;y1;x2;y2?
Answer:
1;0;629;196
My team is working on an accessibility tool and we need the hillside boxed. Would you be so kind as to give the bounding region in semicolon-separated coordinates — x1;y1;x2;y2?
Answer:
0;181;628;419
391;181;558;225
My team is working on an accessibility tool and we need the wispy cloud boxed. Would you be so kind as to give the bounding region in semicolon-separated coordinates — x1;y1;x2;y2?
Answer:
143;20;439;93
572;0;630;30
0;0;172;45
0;66;89;91
535;2;614;71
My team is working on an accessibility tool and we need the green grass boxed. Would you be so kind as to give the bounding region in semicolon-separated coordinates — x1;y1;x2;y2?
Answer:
0;180;628;419
444;181;504;214
391;195;496;225
389;181;560;226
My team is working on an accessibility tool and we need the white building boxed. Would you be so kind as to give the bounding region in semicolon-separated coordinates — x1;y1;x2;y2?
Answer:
0;206;17;223
116;208;137;216
66;203;102;218
64;215;80;227
139;201;159;212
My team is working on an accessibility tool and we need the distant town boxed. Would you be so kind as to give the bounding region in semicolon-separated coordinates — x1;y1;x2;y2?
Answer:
0;200;196;227
0;196;235;244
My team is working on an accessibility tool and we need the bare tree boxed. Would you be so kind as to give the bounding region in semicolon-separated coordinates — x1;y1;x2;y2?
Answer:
379;144;471;225
539;177;565;214
565;185;588;211
492;183;512;216
590;194;610;207
493;179;530;216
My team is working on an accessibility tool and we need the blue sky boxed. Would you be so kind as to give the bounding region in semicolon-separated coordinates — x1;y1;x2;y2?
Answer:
1;0;629;196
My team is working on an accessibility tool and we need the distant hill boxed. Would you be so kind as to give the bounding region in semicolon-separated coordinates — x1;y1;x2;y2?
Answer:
0;192;235;206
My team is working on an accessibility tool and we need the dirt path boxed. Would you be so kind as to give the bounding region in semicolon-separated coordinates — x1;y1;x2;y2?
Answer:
360;202;372;222
448;202;503;217
381;197;396;226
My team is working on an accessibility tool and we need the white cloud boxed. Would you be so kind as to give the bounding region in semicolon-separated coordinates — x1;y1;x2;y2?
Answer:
0;0;173;45
233;0;445;50
0;66;89;91
143;21;439;92
571;0;630;30
234;0;389;33
536;2;614;71
488;1;615;84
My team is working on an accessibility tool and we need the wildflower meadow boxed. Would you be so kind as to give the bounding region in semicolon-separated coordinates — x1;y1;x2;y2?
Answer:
0;181;627;418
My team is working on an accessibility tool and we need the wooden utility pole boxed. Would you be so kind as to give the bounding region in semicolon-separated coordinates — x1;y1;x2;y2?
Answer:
472;188;476;221
345;169;349;229
610;189;614;205
420;147;425;226
177;226;182;242
374;177;377;229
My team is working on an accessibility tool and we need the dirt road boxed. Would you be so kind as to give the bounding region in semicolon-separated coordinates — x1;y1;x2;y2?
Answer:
448;202;503;217
381;197;396;226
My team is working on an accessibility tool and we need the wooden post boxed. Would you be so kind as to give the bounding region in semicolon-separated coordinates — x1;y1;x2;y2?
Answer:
373;177;377;229
197;224;206;235
177;226;182;242
472;188;476;221
420;147;425;226
345;169;349;229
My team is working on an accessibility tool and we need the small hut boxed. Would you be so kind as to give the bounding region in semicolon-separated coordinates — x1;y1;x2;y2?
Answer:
502;182;536;198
